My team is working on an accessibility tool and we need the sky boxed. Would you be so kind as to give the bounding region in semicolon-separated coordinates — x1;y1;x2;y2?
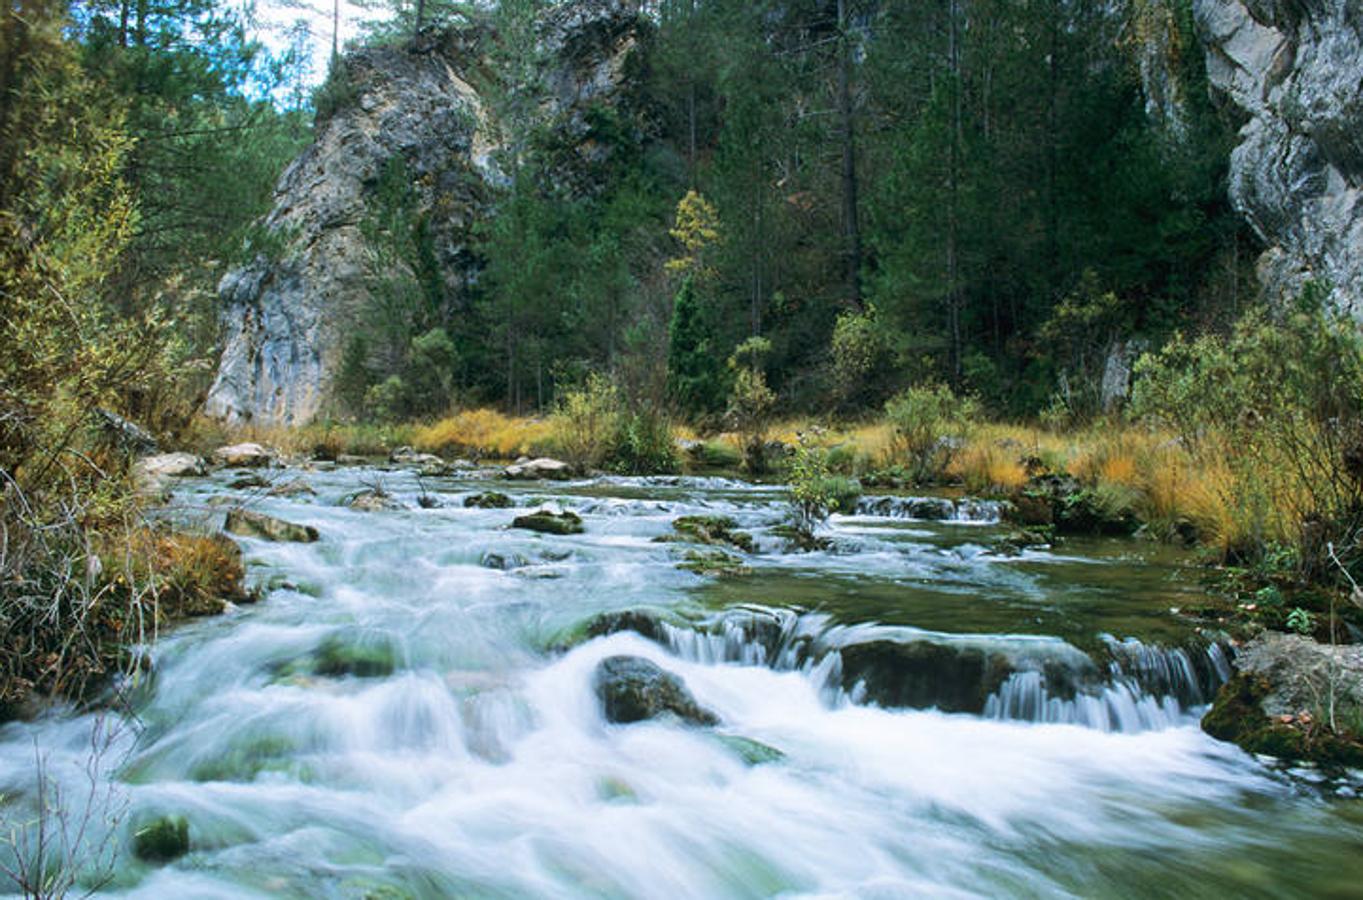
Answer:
251;0;382;87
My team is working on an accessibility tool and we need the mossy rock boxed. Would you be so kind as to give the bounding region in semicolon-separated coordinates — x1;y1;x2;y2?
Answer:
190;735;296;783
511;509;584;535
583;609;672;643
1203;673;1363;768
838;640;1014;714
678;550;752;577
465;492;514;509
133;815;189;863
593;655;719;726
271;632;398;680
224;508;319;543
658;516;756;553
990;527;1056;557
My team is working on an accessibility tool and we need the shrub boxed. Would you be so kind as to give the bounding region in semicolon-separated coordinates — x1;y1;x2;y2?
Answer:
883;383;978;484
951;444;1029;495
726;337;776;474
786;437;860;532
609;407;679;475
1131;298;1363;574
549;373;621;472
830;305;891;411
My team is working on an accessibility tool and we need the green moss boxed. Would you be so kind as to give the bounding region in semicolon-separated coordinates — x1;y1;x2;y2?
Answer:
465;492;513;509
133;815;189;863
678;550;752;577
713;734;785;766
511;509;584;535
658;515;756;553
1203;673;1363;767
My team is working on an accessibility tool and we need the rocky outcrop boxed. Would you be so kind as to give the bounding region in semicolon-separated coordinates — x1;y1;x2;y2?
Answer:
593;655;719;726
205;1;645;425
1194;0;1363;314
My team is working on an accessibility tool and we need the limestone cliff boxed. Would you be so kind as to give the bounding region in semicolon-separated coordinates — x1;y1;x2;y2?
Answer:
204;0;643;426
1194;0;1363;315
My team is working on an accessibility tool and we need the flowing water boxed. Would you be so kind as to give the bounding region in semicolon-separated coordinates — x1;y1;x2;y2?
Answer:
3;466;1362;898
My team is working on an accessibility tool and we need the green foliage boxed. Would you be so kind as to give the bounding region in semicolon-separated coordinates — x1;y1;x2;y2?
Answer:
550;373;621;471
667;275;727;415
831;305;891;410
610;407;680;476
1132;297;1363;573
883;383;978;484
726;336;775;473
785;437;859;535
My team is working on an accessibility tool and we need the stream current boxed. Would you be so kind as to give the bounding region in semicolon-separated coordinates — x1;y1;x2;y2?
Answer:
2;466;1362;898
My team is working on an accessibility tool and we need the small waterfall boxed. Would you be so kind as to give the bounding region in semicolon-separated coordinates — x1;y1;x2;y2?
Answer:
855;495;1004;524
983;638;1234;732
649;608;1232;733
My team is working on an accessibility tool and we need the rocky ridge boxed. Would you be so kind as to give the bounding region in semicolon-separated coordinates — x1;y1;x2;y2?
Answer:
1194;0;1363;314
205;1;644;425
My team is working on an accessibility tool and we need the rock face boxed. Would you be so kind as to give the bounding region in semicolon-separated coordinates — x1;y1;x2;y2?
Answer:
1194;0;1363;314
205;1;645;426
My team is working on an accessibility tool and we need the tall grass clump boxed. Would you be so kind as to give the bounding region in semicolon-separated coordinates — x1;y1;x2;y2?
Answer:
412;409;551;460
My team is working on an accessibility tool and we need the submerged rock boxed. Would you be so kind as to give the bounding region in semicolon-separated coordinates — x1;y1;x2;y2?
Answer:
677;549;751;577
229;472;269;490
311;633;399;678
511;509;583;535
224;508;319;543
593;655;719;726
269;478;316;497
481;551;530;571
504;458;572;480
133;815;189;863
713;734;785;766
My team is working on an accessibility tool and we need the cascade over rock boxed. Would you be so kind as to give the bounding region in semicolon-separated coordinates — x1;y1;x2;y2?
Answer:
205;0;644;425
1194;0;1363;315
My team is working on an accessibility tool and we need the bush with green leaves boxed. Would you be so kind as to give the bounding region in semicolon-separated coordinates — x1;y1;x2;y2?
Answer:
550;373;622;472
1131;294;1363;575
830;305;891;411
726;336;776;474
609;406;679;475
883;383;978;484
785;436;861;535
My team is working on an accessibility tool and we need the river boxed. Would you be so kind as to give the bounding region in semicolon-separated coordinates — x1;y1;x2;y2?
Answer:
2;465;1361;898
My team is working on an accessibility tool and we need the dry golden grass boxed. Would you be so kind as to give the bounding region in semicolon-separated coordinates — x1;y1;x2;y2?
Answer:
413;409;552;459
949;443;1029;494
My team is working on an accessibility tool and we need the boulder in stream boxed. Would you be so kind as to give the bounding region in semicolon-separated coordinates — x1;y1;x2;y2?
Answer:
504;457;572;480
224;508;319;543
212;442;275;468
1203;632;1363;767
593;655;719;726
839;640;1014;714
465;491;514;509
134;452;206;481
347;489;405;512
512;509;584;535
657;515;756;553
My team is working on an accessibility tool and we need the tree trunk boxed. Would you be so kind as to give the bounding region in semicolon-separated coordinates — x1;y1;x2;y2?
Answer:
946;0;963;382
415;0;427;35
836;0;863;309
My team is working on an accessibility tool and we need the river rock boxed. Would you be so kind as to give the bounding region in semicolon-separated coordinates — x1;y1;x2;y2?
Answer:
347;489;405;512
593;655;719;726
657;515;756;553
134;452;207;489
504;458;572;480
229;472;269;489
212;442;274;468
465;491;514;509
268;478;316;497
481;551;530;571
1203;631;1363;766
224;508;319;543
512;509;583;535
839;640;1015;714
